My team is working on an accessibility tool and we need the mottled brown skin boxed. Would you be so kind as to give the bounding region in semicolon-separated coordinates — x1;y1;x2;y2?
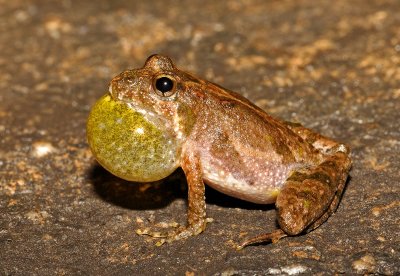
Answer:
107;55;352;247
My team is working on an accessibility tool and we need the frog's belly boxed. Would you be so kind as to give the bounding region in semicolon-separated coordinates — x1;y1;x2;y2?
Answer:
202;158;299;204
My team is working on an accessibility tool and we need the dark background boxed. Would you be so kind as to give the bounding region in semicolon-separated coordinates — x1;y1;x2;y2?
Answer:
1;0;399;274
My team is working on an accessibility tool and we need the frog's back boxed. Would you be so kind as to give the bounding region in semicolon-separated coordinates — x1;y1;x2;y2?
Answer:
182;81;319;204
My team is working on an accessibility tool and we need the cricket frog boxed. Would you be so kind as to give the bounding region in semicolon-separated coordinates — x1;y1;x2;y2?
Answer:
87;55;352;248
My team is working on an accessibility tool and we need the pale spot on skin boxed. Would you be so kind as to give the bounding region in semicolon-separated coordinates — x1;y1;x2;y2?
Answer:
135;127;145;134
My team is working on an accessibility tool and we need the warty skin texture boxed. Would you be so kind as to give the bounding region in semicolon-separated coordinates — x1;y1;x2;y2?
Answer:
87;54;352;247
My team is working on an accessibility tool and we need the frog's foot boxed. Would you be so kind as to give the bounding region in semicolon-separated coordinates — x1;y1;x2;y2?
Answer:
237;229;287;250
136;222;180;238
165;218;213;242
136;222;181;245
136;218;213;246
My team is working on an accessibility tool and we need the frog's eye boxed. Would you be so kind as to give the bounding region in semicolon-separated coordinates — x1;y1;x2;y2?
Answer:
153;75;176;97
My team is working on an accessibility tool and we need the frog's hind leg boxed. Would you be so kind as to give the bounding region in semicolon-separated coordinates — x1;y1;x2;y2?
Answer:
280;121;352;230
276;149;351;236
238;151;351;249
238;124;351;249
285;121;349;155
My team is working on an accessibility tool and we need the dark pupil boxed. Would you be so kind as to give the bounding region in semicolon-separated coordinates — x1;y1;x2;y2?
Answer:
155;77;174;93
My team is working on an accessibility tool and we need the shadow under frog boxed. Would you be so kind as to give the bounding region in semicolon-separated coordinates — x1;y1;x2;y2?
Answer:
89;164;275;212
86;54;352;248
89;164;182;211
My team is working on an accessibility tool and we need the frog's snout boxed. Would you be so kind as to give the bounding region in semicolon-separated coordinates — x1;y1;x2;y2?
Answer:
108;72;130;99
108;82;114;95
109;69;153;102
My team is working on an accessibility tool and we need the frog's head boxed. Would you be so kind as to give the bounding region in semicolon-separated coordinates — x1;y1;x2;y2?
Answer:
109;54;199;125
87;55;196;182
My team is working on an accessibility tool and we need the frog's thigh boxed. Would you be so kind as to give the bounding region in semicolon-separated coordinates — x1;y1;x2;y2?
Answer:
276;152;350;235
284;121;349;154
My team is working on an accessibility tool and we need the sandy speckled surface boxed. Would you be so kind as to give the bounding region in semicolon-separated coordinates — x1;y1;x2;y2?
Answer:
1;0;399;274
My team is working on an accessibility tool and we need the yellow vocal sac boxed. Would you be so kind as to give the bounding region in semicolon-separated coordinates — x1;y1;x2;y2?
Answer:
86;94;179;182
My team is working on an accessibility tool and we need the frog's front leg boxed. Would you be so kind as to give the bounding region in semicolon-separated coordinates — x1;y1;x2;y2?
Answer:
136;151;209;244
239;148;351;249
166;151;209;241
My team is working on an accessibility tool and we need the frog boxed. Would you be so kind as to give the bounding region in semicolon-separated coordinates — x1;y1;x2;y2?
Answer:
86;54;352;248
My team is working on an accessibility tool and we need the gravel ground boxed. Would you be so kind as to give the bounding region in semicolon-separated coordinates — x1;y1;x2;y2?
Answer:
1;0;399;275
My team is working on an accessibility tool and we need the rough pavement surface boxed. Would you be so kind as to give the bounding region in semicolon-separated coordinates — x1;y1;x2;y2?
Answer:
1;0;399;275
